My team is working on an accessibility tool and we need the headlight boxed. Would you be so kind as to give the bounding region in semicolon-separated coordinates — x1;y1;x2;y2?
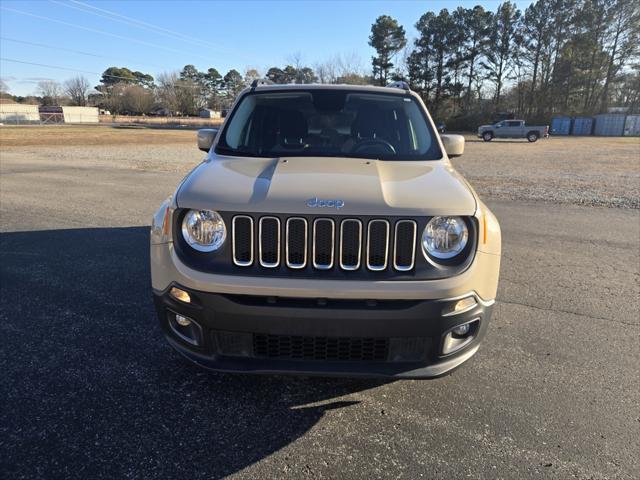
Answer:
422;216;468;260
181;209;226;252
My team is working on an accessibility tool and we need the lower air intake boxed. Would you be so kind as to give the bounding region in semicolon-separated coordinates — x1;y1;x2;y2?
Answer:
253;334;389;362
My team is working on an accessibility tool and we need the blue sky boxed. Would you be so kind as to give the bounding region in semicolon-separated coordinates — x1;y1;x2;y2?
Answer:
1;0;531;96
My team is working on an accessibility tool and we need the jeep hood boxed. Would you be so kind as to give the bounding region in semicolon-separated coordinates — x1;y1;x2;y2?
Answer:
176;155;476;216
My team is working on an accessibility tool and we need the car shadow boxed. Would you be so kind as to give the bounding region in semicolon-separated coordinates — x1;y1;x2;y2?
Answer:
0;227;389;479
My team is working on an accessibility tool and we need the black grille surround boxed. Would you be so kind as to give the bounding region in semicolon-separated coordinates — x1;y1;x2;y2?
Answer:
173;210;478;281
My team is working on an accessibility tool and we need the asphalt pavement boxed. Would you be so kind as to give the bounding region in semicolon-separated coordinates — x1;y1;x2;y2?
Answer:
1;149;638;479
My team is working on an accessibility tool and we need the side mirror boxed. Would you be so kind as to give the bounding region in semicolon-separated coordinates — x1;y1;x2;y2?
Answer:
441;134;465;158
197;128;219;152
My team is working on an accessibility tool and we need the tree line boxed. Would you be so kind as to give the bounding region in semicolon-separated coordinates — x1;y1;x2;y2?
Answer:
2;0;637;126
0;60;371;116
369;0;639;127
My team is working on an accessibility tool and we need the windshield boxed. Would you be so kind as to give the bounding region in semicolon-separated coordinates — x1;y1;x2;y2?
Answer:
215;90;442;160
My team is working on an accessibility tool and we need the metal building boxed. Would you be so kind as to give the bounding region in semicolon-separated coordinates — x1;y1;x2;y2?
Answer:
551;117;572;135
0;104;40;124
593;114;626;136
199;109;221;119
61;106;99;123
623;115;640;136
571;117;594;136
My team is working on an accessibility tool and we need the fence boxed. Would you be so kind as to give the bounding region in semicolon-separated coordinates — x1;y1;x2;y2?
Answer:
546;113;640;137
1;105;100;125
0;104;40;124
0;113;104;125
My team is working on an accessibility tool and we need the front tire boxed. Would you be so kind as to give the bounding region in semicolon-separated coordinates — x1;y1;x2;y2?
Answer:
527;132;539;143
482;132;493;142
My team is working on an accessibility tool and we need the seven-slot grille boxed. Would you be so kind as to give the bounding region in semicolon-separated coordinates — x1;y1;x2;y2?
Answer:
232;215;417;272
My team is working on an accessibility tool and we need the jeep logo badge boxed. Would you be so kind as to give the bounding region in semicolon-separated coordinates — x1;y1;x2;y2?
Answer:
306;197;345;210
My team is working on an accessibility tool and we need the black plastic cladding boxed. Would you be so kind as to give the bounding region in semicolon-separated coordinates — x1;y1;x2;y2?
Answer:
173;209;478;281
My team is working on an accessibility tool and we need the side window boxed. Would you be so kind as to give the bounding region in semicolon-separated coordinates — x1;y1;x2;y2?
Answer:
225;96;255;148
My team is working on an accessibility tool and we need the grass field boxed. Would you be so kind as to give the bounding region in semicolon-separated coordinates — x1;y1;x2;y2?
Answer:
0;125;196;147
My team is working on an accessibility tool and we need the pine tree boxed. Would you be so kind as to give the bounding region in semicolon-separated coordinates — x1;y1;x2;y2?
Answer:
369;15;407;86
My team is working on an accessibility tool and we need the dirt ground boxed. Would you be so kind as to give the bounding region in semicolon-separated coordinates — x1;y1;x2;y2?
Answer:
2;125;638;208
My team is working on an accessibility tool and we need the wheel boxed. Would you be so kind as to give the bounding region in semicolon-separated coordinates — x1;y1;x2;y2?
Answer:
527;132;539;142
482;132;493;142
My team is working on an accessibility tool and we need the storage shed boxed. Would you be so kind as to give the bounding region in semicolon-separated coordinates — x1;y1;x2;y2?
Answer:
62;106;99;123
623;115;640;136
0;104;40;124
593;114;625;136
551;117;572;135
199;109;221;119
571;117;594;136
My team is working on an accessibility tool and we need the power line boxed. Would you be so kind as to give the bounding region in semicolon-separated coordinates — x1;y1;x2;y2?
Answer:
0;57;134;80
62;0;221;50
0;36;167;70
1;58;97;75
0;6;215;62
52;0;258;63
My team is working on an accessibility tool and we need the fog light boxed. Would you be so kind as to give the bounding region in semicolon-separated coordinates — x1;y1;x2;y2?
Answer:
169;287;191;304
453;323;470;336
168;311;203;346
441;318;480;355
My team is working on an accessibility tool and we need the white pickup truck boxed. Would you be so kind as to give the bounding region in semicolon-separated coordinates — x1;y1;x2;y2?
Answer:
477;120;549;142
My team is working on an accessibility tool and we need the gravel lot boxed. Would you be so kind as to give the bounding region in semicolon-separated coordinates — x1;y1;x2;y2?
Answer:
457;135;640;209
1;127;639;479
3;127;638;210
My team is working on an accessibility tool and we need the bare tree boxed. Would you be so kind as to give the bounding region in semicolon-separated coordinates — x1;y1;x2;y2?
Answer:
37;80;63;105
64;76;91;106
122;85;154;114
315;53;369;84
102;83;126;114
0;79;9;101
314;59;338;83
156;72;180;113
288;52;304;71
244;68;261;86
156;71;205;115
337;52;367;77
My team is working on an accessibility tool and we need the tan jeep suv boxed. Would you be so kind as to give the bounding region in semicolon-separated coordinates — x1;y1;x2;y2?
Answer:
150;81;501;378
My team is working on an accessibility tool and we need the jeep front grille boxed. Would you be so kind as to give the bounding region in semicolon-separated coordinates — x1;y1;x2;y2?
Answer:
285;217;307;269
231;216;254;266
232;215;417;272
258;217;280;268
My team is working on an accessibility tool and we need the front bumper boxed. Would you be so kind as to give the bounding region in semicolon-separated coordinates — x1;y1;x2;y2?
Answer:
153;285;494;378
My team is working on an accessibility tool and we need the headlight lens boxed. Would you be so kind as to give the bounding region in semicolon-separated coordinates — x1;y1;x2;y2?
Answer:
422;216;468;260
181;209;226;252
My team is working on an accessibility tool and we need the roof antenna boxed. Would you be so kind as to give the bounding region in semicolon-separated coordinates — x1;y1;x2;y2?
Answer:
387;81;410;91
251;78;274;91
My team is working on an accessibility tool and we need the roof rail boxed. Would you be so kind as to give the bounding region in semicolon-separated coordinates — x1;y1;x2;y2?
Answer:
250;78;274;90
387;81;410;91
